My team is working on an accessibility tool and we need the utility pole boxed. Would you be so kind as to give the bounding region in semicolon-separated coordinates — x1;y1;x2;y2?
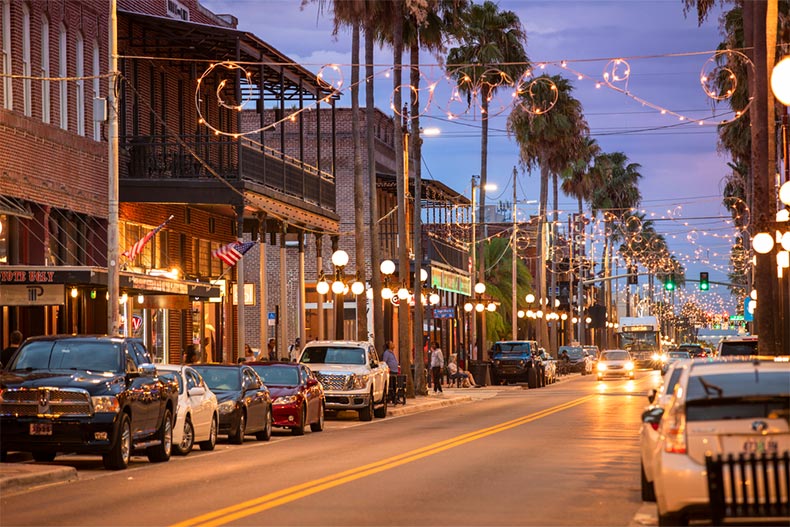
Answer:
511;167;518;339
470;175;478;359
107;0;120;336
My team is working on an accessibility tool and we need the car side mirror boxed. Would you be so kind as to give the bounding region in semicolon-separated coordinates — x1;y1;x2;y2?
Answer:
139;363;157;377
188;386;205;397
647;388;658;404
306;378;318;387
641;407;664;430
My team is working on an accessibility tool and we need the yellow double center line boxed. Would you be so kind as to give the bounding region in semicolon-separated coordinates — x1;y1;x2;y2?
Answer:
173;394;596;527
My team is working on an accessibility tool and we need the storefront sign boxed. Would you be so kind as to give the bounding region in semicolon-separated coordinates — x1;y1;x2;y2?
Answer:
0;284;64;306
232;283;255;306
1;270;57;283
432;307;456;319
127;275;188;295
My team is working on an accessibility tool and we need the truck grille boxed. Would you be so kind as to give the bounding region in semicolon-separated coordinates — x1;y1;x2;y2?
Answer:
0;387;92;417
315;373;351;391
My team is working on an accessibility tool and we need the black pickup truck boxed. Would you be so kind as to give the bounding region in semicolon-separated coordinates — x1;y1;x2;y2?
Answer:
0;335;178;470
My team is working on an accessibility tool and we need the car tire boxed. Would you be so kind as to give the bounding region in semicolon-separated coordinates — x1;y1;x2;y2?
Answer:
255;405;272;441
310;403;325;432
359;393;374;421
103;413;132;470
199;415;218;451
658;511;687;526
292;405;307;436
374;388;388;418
174;416;194;456
527;367;538;389
32;451;56;462
147;408;173;463
640;461;656;502
229;412;246;444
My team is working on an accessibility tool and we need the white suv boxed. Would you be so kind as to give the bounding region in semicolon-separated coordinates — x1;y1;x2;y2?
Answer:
298;340;389;421
651;359;789;526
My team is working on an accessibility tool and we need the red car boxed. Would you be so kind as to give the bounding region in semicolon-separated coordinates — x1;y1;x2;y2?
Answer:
247;362;325;435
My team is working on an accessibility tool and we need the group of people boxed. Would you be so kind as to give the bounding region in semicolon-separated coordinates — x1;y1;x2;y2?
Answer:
238;337;303;363
428;341;476;392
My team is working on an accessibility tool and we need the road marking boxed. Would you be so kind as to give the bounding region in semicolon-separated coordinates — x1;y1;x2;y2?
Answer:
171;394;597;527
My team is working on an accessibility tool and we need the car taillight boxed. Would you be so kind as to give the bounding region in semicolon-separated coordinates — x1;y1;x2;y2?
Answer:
662;405;687;454
650;421;660;432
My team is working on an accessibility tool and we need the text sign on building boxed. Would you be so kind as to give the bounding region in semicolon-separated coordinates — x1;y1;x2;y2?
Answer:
166;0;190;21
432;307;455;319
0;284;65;306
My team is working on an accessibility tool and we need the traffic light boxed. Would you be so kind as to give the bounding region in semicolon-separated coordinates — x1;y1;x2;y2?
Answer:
664;274;676;291
627;265;638;285
699;271;709;291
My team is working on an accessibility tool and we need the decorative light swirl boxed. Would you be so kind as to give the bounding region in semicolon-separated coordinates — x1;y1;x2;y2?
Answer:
196;61;253;136
514;73;558;115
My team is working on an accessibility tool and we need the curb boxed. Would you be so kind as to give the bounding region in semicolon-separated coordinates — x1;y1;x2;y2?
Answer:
387;395;473;417
0;464;78;494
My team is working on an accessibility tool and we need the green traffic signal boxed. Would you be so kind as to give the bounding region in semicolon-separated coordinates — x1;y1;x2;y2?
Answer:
664;273;676;291
699;272;709;291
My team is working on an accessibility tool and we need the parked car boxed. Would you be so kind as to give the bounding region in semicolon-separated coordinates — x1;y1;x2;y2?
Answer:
651;358;790;526
191;364;272;444
595;349;635;380
247;361;325;435
299;340;389;421
640;361;688;502
157;364;219;455
583;345;600;369
715;335;758;357
677;343;707;358
0;335;178;470
558;345;593;375
660;351;691;375
490;341;545;387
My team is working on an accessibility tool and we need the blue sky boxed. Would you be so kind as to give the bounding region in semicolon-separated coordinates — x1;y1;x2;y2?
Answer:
202;0;738;314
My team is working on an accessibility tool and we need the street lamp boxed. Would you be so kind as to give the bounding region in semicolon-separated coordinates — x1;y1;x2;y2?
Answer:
315;249;365;339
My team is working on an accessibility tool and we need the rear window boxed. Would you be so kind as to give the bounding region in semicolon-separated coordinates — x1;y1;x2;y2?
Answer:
686;370;789;401
687;399;789;422
719;341;758;356
300;346;366;365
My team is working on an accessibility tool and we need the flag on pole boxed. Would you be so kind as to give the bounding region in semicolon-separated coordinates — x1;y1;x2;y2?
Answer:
122;215;174;260
212;241;256;267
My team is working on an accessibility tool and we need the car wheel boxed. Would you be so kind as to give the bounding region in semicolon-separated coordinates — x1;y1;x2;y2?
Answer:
292;405;307;436
175;416;194;456
359;393;373;421
658;511;687;526
256;405;272;441
527;368;538;389
103;413;132;470
641;461;656;502
310;403;325;432
32;451;56;462
147;408;173;463
374;388;388;418
229;411;246;444
199;415;218;451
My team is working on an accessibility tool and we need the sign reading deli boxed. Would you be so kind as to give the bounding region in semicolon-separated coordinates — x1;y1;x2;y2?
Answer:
0;284;65;306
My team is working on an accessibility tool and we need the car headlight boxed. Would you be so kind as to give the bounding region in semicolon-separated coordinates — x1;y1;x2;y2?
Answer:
625;362;635;370
651;353;660;361
91;396;120;413
351;374;370;389
218;400;237;414
274;395;298;405
597;363;607;372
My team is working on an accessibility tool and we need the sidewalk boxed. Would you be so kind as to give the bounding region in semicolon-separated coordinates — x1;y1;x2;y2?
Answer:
0;386;487;494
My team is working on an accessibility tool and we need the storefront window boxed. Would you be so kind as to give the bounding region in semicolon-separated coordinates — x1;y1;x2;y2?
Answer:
0;214;7;264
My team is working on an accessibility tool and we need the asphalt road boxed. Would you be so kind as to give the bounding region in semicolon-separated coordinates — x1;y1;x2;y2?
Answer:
0;370;663;526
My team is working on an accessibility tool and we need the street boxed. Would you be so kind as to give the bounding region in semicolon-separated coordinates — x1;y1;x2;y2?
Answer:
0;371;661;526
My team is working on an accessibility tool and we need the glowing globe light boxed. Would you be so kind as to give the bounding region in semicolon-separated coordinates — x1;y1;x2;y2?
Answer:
382;287;394;300
770;55;790;106
464;302;473;312
752;232;774;254
331;280;345;295
487;302;496;312
331;250;349;268
474;282;486;295
782;232;790;252
525;293;535;303
351;280;365;296
517;310;525;318
778;251;790;269
475;303;485;312
420;268;428;282
536;310;544;318
380;259;396;275
780;181;790;206
316;280;330;295
70;287;78;298
429;292;440;305
397;287;410;300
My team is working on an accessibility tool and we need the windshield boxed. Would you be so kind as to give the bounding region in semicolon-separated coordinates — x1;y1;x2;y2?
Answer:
719;341;758;356
686;370;789;401
11;340;122;373
300;346;366;365
561;347;584;359
618;331;659;352
601;351;630;361
250;365;299;386
192;366;240;391
494;342;533;354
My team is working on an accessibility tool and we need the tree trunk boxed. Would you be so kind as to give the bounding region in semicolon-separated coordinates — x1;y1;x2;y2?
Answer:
550;173;558;353
366;20;385;357
410;41;427;395
392;2;413;396
537;162;550;349
351;22;366;342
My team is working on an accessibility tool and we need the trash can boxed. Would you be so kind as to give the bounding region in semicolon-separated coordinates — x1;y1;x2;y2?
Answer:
468;361;492;386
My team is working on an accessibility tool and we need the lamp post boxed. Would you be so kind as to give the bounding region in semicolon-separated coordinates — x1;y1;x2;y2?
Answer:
315;250;364;339
470;176;497;361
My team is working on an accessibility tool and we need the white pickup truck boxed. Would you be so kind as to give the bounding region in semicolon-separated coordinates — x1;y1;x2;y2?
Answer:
298;340;389;421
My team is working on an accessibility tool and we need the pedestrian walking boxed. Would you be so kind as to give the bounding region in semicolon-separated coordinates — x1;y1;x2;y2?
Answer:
288;337;301;362
430;342;444;393
266;338;277;360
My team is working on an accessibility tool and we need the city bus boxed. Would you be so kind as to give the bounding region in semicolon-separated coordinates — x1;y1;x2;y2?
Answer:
617;316;662;369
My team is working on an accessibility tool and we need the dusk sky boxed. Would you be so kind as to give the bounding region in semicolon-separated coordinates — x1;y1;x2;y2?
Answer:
203;0;738;314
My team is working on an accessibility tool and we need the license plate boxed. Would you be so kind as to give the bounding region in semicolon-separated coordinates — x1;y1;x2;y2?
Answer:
742;437;780;455
30;422;53;436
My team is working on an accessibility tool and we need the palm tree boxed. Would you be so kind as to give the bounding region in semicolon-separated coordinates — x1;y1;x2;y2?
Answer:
561;137;601;215
446;0;528;358
508;74;588;353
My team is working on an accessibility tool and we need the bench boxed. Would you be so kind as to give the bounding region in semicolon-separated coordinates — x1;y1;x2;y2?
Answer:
705;451;789;525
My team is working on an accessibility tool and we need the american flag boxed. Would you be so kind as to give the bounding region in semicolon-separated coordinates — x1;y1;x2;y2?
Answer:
122;215;174;260
212;241;256;267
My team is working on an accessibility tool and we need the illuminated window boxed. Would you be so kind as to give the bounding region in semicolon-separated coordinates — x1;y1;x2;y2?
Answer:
41;15;50;123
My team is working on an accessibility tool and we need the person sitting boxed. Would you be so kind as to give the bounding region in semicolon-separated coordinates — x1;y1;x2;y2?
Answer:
447;354;474;387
